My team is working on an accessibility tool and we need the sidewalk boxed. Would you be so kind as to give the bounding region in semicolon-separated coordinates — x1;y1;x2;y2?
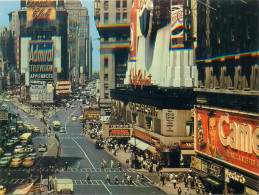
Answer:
85;133;197;194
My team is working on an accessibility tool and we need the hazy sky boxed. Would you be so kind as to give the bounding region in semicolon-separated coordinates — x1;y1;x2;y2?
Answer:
0;0;100;72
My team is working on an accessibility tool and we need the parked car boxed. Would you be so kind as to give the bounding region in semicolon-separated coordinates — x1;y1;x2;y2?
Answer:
0;157;11;167
10;158;22;168
33;127;40;133
60;127;66;133
3;153;13;161
13;152;26;160
12;137;20;144
22;157;35;167
27;125;34;131
14;145;24;154
38;144;47;152
25;145;35;153
5;140;15;147
0;185;6;194
28;153;37;160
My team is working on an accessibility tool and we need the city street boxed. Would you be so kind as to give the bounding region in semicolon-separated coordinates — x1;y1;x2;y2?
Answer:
1;100;164;194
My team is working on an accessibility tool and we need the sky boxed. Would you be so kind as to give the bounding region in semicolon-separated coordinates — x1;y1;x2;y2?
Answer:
0;0;100;72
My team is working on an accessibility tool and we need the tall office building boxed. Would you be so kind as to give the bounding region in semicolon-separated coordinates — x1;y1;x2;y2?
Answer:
19;0;68;104
192;0;259;194
94;0;132;116
65;0;91;87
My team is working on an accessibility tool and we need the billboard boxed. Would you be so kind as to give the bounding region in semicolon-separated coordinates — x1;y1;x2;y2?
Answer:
30;81;54;103
195;107;259;174
29;40;54;80
27;0;56;24
109;129;131;137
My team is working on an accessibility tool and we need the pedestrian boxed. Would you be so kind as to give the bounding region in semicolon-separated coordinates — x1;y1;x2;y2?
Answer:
103;159;107;168
77;161;81;169
122;172;127;183
184;187;189;194
118;162;121;171
86;173;90;183
65;161;68;171
141;173;145;183
100;162;104;169
126;159;129;168
136;174;140;183
111;160;114;168
169;173;173;182
161;175;165;186
105;174;111;183
8;172;11;181
114;174;119;184
124;145;127;153
172;178;177;189
178;187;182;194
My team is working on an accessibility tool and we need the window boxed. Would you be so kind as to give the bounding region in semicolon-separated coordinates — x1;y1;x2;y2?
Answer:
116;13;120;23
122;13;127;23
104;58;108;67
116;0;120;8
104;36;109;41
104;0;108;10
104;13;108;24
104;83;109;89
145;117;152;130
104;73;108;79
123;0;127;8
132;113;138;124
104;93;109;99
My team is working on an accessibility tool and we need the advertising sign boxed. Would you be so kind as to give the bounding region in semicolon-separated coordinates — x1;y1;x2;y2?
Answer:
191;156;201;171
30;82;54;103
195;108;259;174
109;129;131;137
29;40;54;80
27;0;56;23
171;0;184;49
208;162;224;180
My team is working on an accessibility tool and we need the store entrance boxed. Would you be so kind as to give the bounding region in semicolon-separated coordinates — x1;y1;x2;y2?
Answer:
227;179;244;194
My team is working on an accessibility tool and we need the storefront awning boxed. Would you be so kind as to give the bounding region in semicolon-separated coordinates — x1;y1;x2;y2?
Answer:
128;138;141;146
136;141;150;151
181;150;196;155
147;146;157;153
204;177;222;186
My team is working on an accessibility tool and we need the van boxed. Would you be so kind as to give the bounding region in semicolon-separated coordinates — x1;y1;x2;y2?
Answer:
55;179;73;194
53;121;61;131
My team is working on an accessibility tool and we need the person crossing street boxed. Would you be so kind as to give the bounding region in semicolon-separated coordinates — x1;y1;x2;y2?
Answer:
86;173;90;184
114;174;119;184
105;174;111;183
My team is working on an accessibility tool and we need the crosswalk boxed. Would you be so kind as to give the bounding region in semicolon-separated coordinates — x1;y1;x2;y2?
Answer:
33;136;85;140
0;178;29;185
73;179;153;187
0;167;132;173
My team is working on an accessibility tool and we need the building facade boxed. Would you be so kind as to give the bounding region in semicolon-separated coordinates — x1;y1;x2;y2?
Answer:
18;0;68;104
192;0;259;194
107;0;198;167
65;0;91;88
94;0;132;117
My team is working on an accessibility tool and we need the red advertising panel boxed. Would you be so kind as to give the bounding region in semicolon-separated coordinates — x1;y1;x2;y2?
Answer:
109;129;131;137
195;108;259;174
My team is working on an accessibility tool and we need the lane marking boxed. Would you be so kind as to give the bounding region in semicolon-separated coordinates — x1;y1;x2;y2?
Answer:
71;138;96;169
101;180;112;195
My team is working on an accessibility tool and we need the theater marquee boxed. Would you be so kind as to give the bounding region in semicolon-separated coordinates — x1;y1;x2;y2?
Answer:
195;107;259;174
109;128;131;137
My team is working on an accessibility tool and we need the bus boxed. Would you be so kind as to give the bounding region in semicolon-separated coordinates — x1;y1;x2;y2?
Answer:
79;115;84;123
19;133;32;145
53;121;61;131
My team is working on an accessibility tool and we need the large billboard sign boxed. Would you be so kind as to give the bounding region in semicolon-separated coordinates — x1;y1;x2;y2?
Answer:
195;108;259;174
29;40;54;80
27;0;56;24
109;128;131;137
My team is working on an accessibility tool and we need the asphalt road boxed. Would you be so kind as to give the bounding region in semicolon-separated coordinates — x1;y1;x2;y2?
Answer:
1;100;164;194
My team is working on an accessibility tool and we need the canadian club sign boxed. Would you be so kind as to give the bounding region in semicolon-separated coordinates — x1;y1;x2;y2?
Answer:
195;108;259;174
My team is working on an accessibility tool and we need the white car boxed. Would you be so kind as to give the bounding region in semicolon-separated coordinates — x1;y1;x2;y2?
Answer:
14;145;24;154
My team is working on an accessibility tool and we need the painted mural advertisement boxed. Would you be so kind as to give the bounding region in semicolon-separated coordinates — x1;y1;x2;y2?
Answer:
29;40;54;80
195;108;259;174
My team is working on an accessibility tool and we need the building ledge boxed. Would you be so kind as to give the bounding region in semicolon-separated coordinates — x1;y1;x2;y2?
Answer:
194;87;259;96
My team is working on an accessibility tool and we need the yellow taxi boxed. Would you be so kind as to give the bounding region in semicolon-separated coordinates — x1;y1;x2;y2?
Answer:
72;117;77;122
10;158;22;168
0;185;6;194
33;127;40;133
22;157;35;168
71;104;75;108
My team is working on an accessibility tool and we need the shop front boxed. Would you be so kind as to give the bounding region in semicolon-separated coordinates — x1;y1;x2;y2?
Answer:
180;140;195;167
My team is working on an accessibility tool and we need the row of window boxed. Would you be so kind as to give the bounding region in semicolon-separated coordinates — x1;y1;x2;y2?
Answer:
104;12;127;24
104;0;127;10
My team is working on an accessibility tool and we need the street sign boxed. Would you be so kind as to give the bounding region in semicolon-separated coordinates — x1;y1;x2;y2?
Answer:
0;110;8;120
